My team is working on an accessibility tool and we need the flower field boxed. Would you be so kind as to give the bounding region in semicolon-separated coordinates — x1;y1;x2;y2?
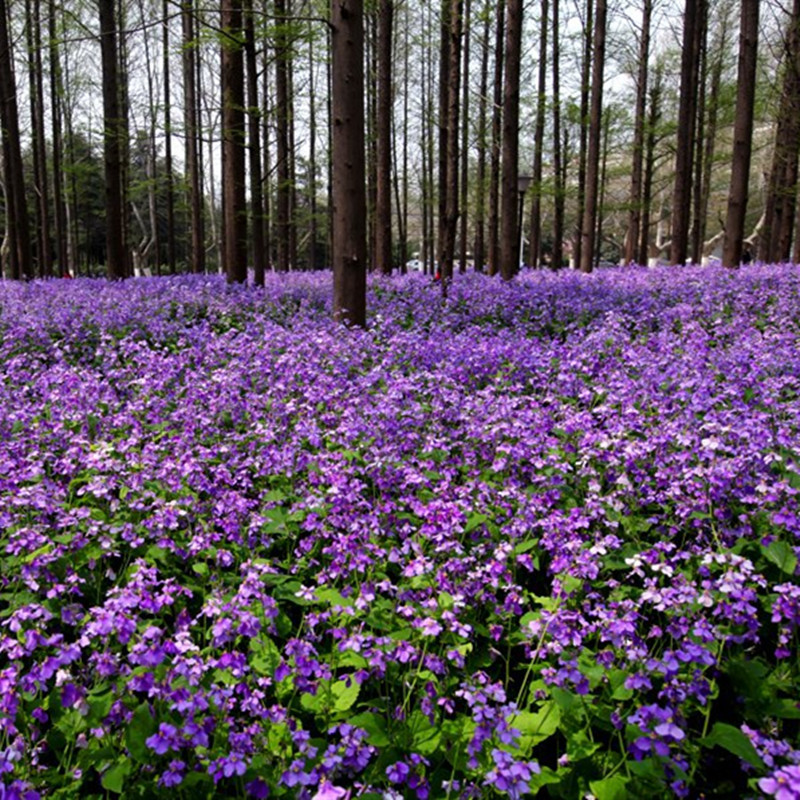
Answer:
1;266;799;799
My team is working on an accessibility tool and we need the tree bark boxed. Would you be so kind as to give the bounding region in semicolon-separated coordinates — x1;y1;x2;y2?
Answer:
473;1;491;273
49;0;68;275
528;0;548;268
375;0;393;275
245;0;266;284
163;0;176;273
551;0;564;270
624;0;650;265
99;0;126;280
331;0;367;327
275;0;291;271
487;0;504;276
183;0;205;273
763;0;800;264
722;0;760;268
221;0;248;283
499;0;522;281
458;0;471;273
578;0;606;273
670;0;705;266
573;0;592;270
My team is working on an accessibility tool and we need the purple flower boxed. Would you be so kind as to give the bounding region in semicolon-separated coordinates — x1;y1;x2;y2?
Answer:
312;779;350;800
759;765;800;800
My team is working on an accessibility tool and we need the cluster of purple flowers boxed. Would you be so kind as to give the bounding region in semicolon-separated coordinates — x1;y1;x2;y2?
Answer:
0;266;798;796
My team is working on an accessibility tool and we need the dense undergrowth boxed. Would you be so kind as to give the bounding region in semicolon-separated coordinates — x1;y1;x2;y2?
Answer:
1;266;799;799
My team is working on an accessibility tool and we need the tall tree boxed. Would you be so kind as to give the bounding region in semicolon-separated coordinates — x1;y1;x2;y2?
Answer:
49;0;68;275
26;0;51;277
762;0;800;264
183;0;205;273
528;0;548;268
0;0;31;279
331;0;367;326
722;0;760;268
221;0;248;283
473;1;491;273
99;0;126;279
573;0;592;270
578;0;607;273
374;0;393;275
499;0;522;280
245;0;266;284
437;0;463;284
670;0;706;266
275;0;292;271
623;0;651;265
639;62;663;265
487;0;504;276
163;0;177;273
551;0;564;270
458;0;471;273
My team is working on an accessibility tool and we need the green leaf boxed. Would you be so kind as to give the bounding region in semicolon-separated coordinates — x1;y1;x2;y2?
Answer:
348;712;390;747
125;704;156;763
101;757;131;793
464;513;489;533
700;722;765;770
589;775;629;800
332;679;360;712
409;711;441;755
511;703;561;752
762;540;798;575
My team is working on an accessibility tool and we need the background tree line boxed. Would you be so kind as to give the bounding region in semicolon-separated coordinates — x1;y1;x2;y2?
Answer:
0;0;797;285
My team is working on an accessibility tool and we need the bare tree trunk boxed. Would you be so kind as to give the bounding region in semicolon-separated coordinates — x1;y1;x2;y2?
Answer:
163;0;176;273
331;0;367;327
578;0;606;273
245;0;266;284
487;0;504;276
438;0;463;285
499;0;522;280
624;0;650;265
574;0;592;270
183;0;205;273
458;0;471;273
639;64;662;265
690;8;708;264
551;0;563;270
375;0;393;275
473;0;490;273
275;0;291;272
26;0;51;278
670;0;705;265
763;0;800;263
221;0;248;283
49;0;67;275
528;0;548;268
722;0;760;268
99;0;126;280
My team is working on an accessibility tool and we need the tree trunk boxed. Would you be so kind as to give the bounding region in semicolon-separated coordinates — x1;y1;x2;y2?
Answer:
573;0;592;270
473;0;491;273
578;0;606;274
551;0;564;270
331;0;367;326
639;64;662;266
375;0;393;275
163;0;177;273
245;0;266;284
670;0;705;266
99;0;126;280
499;0;522;281
458;0;471;273
183;0;205;273
26;0;51;278
763;0;800;263
438;0;462;284
221;0;248;283
487;0;504;276
722;0;760;268
624;0;650;265
528;0;548;269
49;0;68;275
275;0;291;272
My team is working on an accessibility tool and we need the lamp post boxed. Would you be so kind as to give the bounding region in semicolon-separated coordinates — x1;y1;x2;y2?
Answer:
517;175;532;272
